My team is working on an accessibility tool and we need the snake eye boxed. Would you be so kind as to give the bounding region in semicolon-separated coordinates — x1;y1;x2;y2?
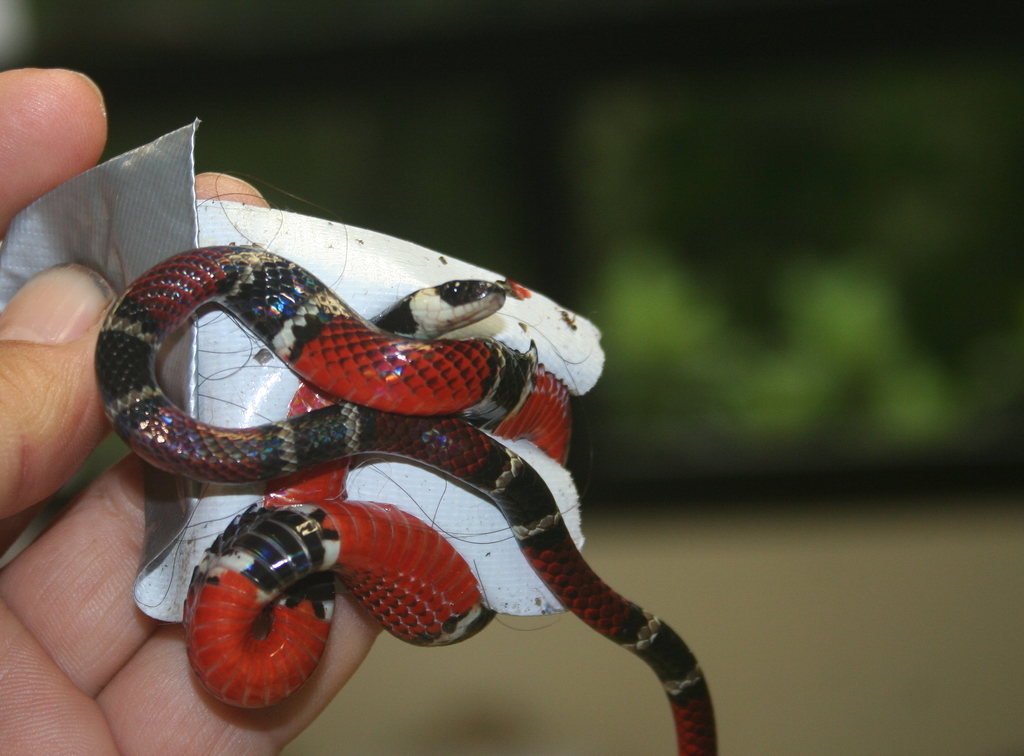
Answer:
437;280;502;307
441;616;460;634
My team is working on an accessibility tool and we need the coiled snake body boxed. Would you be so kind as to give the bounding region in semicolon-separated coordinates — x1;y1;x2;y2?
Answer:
95;245;717;755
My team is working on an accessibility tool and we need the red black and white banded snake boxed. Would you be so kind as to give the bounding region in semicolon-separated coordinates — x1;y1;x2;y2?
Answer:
94;245;718;755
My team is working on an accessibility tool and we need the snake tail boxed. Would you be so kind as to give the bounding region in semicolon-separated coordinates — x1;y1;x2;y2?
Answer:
185;500;494;707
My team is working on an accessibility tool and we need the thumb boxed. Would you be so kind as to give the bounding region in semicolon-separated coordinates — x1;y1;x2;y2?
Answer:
0;264;113;518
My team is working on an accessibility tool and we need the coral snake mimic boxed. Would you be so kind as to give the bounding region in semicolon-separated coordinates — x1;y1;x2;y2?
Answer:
94;245;717;755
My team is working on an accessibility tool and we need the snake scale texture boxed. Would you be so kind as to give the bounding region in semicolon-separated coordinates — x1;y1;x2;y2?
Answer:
94;245;717;755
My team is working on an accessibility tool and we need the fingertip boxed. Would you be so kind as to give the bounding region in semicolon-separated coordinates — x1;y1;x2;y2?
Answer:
0;67;108;152
0;68;108;235
59;70;106;119
195;173;270;208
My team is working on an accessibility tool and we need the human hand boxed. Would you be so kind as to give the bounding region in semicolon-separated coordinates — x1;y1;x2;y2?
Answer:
0;68;378;756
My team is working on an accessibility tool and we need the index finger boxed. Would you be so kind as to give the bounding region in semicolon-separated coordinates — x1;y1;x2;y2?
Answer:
0;68;107;237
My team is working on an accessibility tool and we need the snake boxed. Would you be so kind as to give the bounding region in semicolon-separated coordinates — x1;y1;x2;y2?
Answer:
94;245;718;755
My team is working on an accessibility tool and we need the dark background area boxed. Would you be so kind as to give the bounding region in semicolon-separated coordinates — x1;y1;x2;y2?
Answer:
8;0;1024;509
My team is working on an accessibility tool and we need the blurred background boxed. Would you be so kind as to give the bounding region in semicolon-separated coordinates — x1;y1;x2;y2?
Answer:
2;1;1023;754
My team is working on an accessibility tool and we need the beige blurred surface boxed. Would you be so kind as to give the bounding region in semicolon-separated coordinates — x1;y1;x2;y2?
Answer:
283;499;1024;756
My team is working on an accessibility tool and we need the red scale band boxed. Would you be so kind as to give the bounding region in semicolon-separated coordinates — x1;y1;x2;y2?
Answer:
523;533;633;637
672;699;717;756
292;325;496;416
492;366;572;463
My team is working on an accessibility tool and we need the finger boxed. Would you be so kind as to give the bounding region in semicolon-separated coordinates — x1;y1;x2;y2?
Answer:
99;597;378;756
195;173;270;208
0;599;120;756
0;458;151;697
0;265;113;522
2;453;380;753
0;68;107;237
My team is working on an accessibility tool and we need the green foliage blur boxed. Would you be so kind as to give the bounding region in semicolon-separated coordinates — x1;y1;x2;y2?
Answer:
574;59;1024;470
